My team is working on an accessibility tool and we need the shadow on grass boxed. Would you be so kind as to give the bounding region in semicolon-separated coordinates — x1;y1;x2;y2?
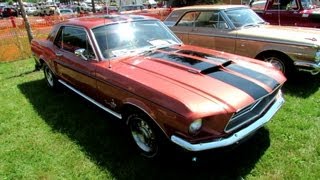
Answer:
18;79;271;180
5;69;38;79
283;72;320;98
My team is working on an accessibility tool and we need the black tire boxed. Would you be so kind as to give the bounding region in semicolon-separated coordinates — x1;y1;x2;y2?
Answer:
127;112;161;158
43;63;58;89
259;52;294;77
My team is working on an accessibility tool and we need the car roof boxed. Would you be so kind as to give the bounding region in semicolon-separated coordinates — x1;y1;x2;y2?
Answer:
177;5;248;11
61;14;155;29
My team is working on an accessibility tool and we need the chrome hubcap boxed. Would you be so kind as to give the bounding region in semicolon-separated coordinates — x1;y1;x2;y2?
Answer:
131;118;156;153
265;57;285;73
45;66;54;87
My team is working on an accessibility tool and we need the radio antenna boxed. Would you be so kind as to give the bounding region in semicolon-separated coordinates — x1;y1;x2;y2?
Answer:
104;16;111;69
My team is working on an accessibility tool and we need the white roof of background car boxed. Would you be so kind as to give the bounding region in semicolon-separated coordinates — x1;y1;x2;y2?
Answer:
177;5;247;11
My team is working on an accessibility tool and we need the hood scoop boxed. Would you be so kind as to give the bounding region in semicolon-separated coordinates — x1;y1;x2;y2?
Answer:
148;49;232;74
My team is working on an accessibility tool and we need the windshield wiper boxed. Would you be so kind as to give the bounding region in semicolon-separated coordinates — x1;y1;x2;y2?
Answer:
258;21;268;25
242;23;259;28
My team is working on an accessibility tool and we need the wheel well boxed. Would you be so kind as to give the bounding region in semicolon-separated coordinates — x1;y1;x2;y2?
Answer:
35;59;45;70
255;50;296;76
121;104;153;124
39;59;45;67
121;104;169;138
255;50;292;64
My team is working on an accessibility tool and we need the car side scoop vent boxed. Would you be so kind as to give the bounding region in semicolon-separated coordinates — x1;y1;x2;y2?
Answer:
201;61;232;74
174;50;233;74
149;51;221;71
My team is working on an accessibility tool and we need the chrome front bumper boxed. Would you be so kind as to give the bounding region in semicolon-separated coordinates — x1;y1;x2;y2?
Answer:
170;93;285;152
294;61;320;75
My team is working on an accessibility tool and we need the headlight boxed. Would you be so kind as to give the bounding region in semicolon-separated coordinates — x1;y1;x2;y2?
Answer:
189;119;202;135
315;50;320;63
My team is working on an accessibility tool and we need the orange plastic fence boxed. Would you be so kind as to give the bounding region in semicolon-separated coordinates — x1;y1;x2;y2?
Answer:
0;15;80;62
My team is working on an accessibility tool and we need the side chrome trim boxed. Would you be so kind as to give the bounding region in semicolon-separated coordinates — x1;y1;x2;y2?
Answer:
171;92;285;152
58;80;122;119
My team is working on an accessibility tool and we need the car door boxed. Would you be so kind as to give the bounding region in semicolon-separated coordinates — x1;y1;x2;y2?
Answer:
53;25;98;97
263;0;301;26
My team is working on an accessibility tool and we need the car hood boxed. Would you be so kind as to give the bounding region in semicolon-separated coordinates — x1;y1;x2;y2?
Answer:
235;25;320;47
112;45;285;118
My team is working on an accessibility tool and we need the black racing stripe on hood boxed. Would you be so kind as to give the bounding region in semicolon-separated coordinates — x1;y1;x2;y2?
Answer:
208;71;269;100
226;64;280;90
149;51;219;71
176;50;229;64
175;50;279;89
149;51;268;100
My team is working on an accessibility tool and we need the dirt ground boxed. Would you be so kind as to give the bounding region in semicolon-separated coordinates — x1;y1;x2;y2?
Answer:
0;17;60;62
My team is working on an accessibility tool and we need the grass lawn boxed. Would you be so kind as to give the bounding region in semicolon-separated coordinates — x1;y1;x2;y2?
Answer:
0;59;319;179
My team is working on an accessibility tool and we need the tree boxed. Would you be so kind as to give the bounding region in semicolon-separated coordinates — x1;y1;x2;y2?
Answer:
91;0;96;13
16;0;34;44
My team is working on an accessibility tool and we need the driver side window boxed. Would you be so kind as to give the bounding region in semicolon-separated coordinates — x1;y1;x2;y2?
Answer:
54;26;95;59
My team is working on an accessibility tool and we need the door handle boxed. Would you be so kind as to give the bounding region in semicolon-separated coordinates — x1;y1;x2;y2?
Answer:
55;53;62;57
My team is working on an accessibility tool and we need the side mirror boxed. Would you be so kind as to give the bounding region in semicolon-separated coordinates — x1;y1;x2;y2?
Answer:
74;48;88;60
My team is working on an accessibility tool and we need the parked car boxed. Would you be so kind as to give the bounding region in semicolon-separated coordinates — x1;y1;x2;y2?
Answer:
119;5;145;12
120;7;173;21
250;0;266;9
57;8;75;19
1;7;18;17
164;5;320;76
25;6;37;16
59;8;74;16
0;5;5;16
103;5;118;14
33;5;59;16
252;0;320;28
31;15;286;158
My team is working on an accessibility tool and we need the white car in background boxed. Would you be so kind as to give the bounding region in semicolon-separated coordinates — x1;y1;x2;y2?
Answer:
59;8;75;18
25;6;37;15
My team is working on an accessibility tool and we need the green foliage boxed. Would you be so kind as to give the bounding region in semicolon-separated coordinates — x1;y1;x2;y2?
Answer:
0;59;319;179
6;0;14;5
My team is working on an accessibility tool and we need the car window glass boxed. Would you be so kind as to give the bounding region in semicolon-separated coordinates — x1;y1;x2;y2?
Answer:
54;26;95;59
176;11;200;27
225;8;264;28
270;0;297;10
194;11;229;29
93;20;180;59
48;25;59;42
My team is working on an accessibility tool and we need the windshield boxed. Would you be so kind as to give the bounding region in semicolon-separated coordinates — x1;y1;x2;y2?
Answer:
93;20;181;59
225;8;265;28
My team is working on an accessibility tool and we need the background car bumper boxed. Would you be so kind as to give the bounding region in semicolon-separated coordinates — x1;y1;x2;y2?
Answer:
294;60;320;75
171;91;285;152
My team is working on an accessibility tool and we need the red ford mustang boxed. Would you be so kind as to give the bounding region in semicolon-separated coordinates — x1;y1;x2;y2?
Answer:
31;15;286;158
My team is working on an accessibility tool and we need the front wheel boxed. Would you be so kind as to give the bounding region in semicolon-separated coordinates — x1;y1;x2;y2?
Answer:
43;63;58;89
264;56;286;73
128;113;160;158
259;52;294;77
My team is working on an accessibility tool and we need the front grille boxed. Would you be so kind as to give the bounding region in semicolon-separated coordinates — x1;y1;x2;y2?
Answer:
225;87;281;133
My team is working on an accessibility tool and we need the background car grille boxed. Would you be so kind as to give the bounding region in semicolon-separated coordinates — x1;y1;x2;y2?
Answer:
225;87;281;133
